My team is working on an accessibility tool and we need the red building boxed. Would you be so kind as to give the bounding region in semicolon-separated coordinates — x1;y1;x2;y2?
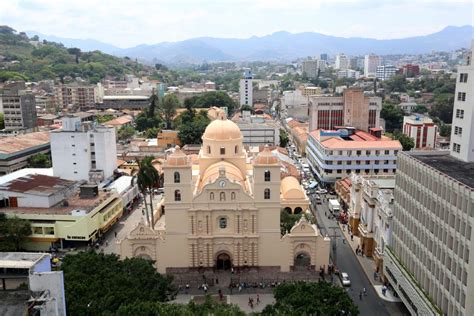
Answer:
398;64;420;77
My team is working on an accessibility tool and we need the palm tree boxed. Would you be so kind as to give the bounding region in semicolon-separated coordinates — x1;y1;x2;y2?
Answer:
136;157;160;229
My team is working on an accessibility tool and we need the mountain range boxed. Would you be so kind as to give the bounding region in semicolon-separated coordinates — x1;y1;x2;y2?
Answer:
27;25;474;64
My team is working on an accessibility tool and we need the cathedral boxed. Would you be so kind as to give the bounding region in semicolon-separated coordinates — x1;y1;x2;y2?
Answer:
119;117;330;273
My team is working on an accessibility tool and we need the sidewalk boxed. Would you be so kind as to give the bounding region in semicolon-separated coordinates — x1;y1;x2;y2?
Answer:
338;222;400;303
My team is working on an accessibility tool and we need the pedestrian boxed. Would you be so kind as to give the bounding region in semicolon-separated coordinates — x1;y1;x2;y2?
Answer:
382;285;387;296
105;241;108;247
114;231;117;238
359;291;363;300
342;237;345;244
248;297;252;306
350;233;354;241
216;277;219;285
363;287;367;296
257;294;260;304
374;271;378;281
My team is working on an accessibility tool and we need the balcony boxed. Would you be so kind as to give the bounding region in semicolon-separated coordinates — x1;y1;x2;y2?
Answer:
358;223;373;238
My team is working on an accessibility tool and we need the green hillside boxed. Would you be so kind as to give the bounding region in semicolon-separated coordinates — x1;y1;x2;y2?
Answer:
0;25;146;83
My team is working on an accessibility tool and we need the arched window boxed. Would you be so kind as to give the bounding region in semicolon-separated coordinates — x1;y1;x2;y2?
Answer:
231;192;236;200
210;192;215;200
294;207;303;214
219;217;227;229
220;192;226;201
220;147;225;155
264;188;271;200
264;170;271;182
174;190;181;201
235;145;239;154
174;171;180;183
207;146;211;154
284;207;292;214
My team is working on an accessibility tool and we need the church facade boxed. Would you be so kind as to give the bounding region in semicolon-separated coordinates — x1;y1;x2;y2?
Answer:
119;117;330;273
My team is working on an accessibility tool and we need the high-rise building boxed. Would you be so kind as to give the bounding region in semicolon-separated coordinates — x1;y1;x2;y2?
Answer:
402;114;437;149
364;54;381;78
50;116;117;182
320;53;328;61
376;65;397;81
308;88;381;132
239;70;253;106
301;60;319;79
54;84;97;111
335;54;349;70
383;42;474;316
450;41;474;162
1;82;37;132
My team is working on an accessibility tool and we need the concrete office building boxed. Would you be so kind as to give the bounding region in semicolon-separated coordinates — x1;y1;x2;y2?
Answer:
50;116;117;182
384;44;474;315
281;90;309;121
239;70;253;106
306;127;401;184
308;88;382;132
450;41;474;162
364;54;381;78
235;111;280;146
302;60;319;79
335;54;349;70
403;115;437;149
376;65;397;81
0;90;37;133
54;84;97;111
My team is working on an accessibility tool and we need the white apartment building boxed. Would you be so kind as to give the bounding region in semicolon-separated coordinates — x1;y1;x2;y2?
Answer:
239;70;253;106
50;116;117;182
335;54;349;70
337;69;360;79
301;60;319;79
450;41;474;162
364;54;381;78
306;127;401;184
281;90;309;121
403;115;437;149
348;174;395;277
385;151;474;315
308;88;382;132
376;65;397;81
235;111;280;146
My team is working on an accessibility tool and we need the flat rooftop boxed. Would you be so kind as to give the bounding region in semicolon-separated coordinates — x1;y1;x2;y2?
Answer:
310;129;402;150
406;151;474;189
0;252;48;269
0;174;76;196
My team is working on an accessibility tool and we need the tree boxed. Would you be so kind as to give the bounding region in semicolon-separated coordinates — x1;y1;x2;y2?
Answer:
137;157;160;229
413;104;429;114
280;210;301;235
192;91;237;114
135;111;162;132
429;93;454;124
381;100;405;132
176;110;210;145
148;93;160;118
60;251;174;315
27;153;52;168
66;47;81;64
162;94;180;129
0;215;32;251
262;281;359;316
116;296;245;315
117;125;135;141
389;132;415;151
96;115;114;123
279;129;289;148
144;127;161;139
439;123;451;137
0;112;4;129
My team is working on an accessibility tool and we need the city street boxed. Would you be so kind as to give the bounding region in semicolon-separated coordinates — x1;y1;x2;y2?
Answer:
310;194;408;315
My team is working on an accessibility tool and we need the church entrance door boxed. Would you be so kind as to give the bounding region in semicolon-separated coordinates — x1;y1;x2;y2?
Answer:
216;253;232;270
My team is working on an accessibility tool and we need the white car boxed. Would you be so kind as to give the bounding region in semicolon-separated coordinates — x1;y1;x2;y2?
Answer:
316;189;328;194
340;272;351;286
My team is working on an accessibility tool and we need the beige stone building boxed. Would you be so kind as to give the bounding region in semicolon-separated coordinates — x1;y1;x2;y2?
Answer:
119;117;330;273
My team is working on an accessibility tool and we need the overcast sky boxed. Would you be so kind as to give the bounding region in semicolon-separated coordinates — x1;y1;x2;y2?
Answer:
1;0;472;48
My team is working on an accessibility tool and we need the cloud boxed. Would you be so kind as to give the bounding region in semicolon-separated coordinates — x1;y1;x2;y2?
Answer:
0;0;472;47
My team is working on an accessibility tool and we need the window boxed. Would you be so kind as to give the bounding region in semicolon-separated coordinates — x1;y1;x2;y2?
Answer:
220;192;226;201
264;170;271;182
456;109;464;119
454;126;463;136
457;92;466;101
384;150;389;155
174;171;180;183
356;150;361;156
220;147;225;155
264;188;271;200
459;73;468;83
231;192;236;200
174;190;181;201
235;145;239;154
210;192;214;200
453;143;461;153
207;146;211;154
219;217;227;229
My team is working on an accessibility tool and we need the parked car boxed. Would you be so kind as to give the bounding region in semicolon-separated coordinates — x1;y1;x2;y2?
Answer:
340;272;351;286
316;189;328;194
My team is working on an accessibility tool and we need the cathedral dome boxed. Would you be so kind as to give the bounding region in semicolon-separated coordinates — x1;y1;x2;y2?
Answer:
202;117;242;142
255;146;279;165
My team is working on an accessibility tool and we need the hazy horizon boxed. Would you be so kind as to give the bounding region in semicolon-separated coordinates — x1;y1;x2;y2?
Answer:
1;0;473;48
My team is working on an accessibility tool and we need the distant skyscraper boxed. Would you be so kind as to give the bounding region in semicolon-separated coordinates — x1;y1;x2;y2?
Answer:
450;40;474;162
335;54;349;70
364;54;381;78
320;53;328;61
239;70;253;106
